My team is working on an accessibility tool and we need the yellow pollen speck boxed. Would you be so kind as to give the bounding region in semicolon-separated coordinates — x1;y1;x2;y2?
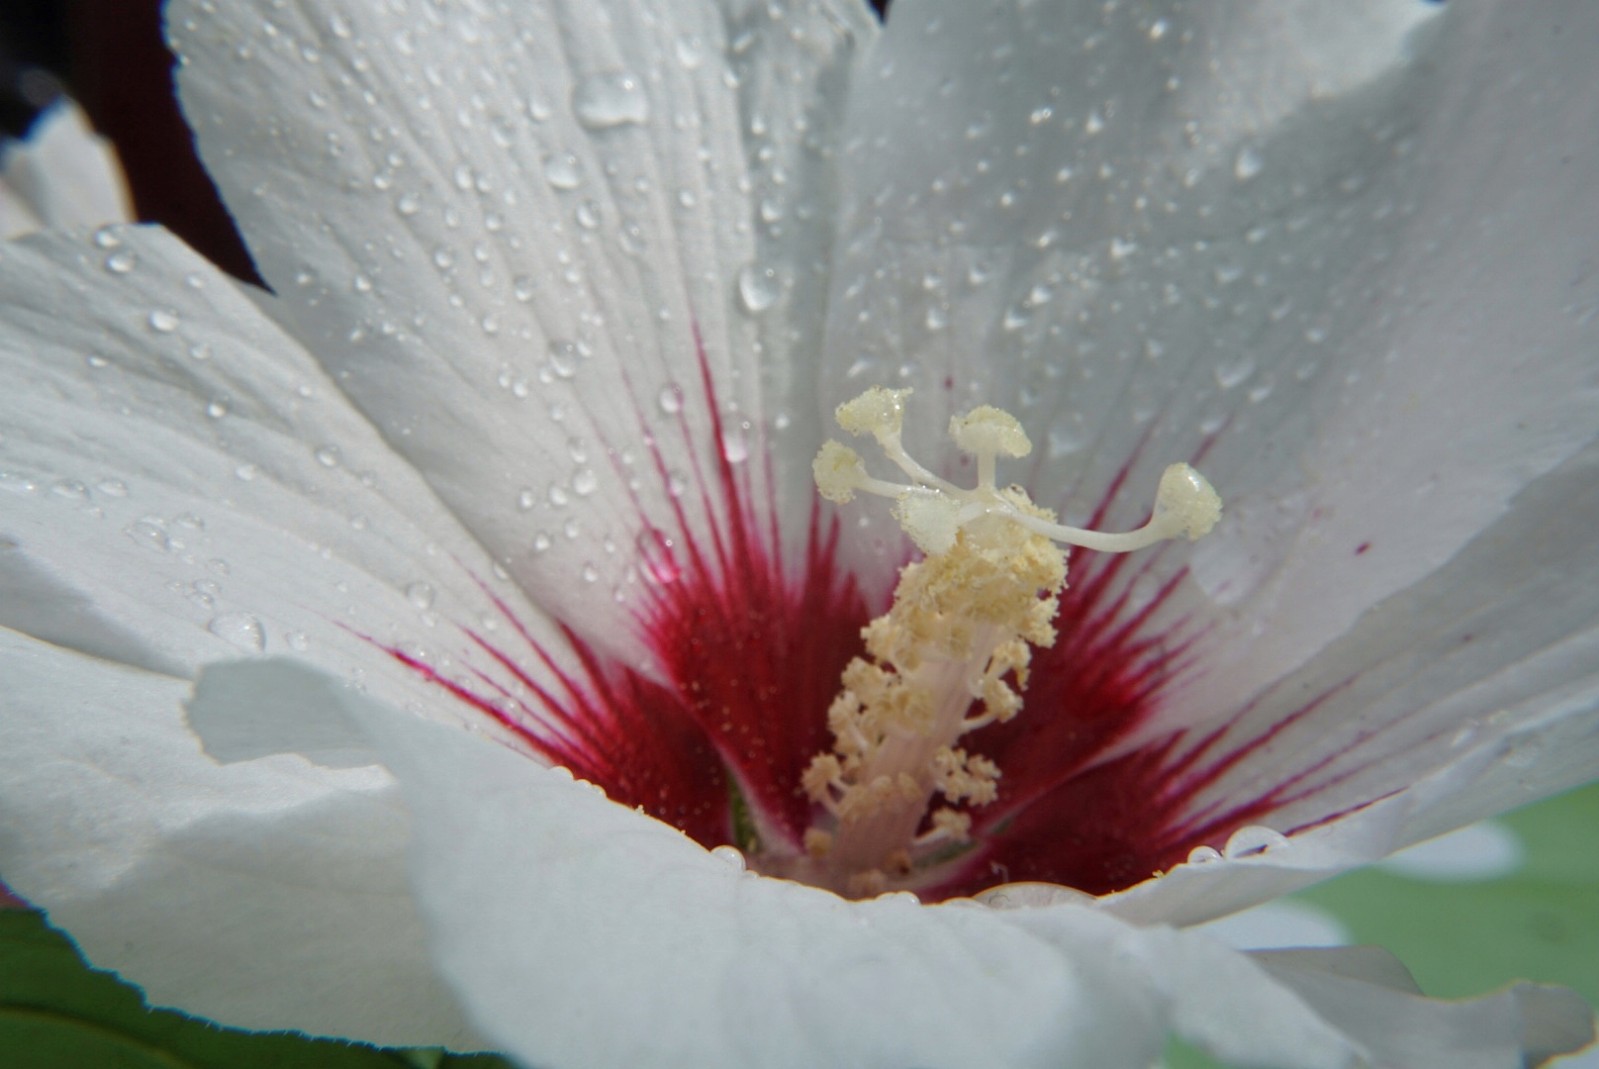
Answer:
793;389;1222;897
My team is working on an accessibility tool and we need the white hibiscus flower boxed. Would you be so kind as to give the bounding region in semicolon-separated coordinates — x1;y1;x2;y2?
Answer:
2;1;1596;1067
0;97;132;236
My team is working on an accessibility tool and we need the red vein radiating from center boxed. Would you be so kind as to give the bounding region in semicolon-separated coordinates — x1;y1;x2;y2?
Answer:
374;349;1358;900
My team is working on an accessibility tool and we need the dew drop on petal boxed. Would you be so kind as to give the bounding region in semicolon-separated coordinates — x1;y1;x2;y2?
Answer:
674;34;706;70
104;250;137;274
314;444;343;468
96;478;128;497
721;422;751;464
657;382;684;415
208;612;266;653
542;152;582;190
1186;845;1223;865
710;845;745;870
572;71;649;130
1234;144;1264;182
571;468;598;497
1223;825;1291;858
547;339;581;379
405;581;436;609
285;630;310;652
637;527;679;585
124;520;171;553
736;263;780;313
147;309;180;333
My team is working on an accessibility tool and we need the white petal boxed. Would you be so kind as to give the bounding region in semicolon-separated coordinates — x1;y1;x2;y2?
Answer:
248;657;1586;1069
0;226;586;1040
1377;820;1523;883
831;0;1599;865
168;0;876;662
1251;949;1595;1069
0;99;133;236
0;226;574;721
0;629;480;1047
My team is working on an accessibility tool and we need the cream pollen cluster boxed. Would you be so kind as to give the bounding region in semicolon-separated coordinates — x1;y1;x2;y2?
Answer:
799;388;1221;897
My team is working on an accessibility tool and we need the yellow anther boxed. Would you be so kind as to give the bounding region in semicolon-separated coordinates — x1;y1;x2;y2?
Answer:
813;440;867;503
1154;463;1223;540
950;405;1032;462
835;386;913;442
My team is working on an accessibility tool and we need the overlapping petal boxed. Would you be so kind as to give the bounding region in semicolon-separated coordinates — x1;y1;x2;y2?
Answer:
0;225;586;1041
0;99;133;236
198;658;1588;1068
169;0;876;664
825;0;1599;907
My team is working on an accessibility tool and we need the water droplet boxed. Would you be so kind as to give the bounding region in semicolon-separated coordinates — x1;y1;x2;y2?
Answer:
51;479;89;500
675;34;707;70
285;630;310;652
547;339;582;379
572;71;649;129
580;562;600;583
512;275;537;301
395;192;421;216
657;383;684;415
574;199;601;229
96;478;128;497
104;250;137;274
720;421;751;464
92;226;121;249
1223;825;1291;858
124;520;171;553
532;530;553;552
208;612;266;653
234;463;259;482
205;399;228;419
314;444;343;468
637;527;680;584
147;309;180;333
1214;357;1256;390
542;152;582;190
1186;845;1223;865
736;263;780;313
548;484;569;507
404;581;436;609
710;845;745;870
571;469;598;497
1234;145;1264;182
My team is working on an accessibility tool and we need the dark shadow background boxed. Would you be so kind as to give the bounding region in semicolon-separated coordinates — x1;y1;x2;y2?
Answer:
0;0;892;283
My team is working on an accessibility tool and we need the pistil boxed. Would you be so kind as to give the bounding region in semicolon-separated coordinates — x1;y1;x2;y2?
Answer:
798;388;1221;897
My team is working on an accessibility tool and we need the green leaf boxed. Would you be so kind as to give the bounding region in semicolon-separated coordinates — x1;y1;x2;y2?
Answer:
0;910;516;1069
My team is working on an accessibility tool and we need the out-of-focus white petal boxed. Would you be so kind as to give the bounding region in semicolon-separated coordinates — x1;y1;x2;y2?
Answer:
833;0;1599;867
0;99;133;236
0;629;480;1046
230;657;1588;1069
0;225;586;1041
167;0;876;665
1250;949;1595;1069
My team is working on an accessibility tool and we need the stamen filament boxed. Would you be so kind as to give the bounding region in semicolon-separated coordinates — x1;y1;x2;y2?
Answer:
789;387;1221;898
